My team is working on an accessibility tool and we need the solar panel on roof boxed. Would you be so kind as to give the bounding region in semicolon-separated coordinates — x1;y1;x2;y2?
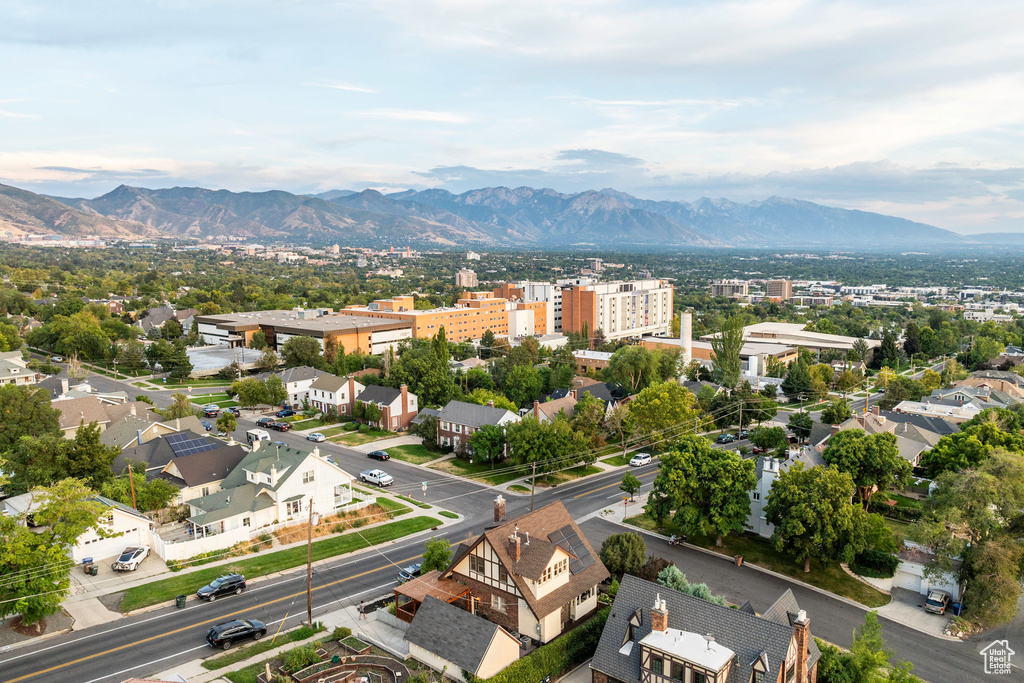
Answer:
166;433;219;457
548;525;593;574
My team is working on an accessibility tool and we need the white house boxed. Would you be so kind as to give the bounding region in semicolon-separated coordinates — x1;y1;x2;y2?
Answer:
0;351;37;386
185;442;356;537
2;492;153;563
746;450;824;538
256;366;326;407
308;374;365;418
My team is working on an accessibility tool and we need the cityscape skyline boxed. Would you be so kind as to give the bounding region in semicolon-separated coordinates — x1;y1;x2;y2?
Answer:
2;1;1024;234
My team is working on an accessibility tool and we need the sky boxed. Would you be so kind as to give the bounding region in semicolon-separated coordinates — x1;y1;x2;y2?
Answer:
2;0;1024;234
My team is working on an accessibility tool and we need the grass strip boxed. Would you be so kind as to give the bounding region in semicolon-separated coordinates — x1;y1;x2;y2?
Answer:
374;496;413;516
438;510;459;519
290;418;327;430
395;494;431;509
120;516;440;612
202;623;325;670
624;513;889;608
600;454;632;467
383;443;438;465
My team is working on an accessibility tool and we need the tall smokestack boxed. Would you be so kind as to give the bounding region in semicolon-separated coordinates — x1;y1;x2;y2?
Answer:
681;311;693;364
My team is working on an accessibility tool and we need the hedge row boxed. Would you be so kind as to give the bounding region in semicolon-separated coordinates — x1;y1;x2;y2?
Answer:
867;500;923;521
850;549;899;579
480;608;609;683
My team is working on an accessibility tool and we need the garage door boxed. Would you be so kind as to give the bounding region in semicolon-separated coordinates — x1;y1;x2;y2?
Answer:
893;569;922;594
73;535;132;563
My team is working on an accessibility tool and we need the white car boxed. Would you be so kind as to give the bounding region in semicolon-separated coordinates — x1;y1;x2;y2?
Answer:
111;546;150;572
360;469;394;487
629;453;652;467
306;432;326;442
50;355;63;362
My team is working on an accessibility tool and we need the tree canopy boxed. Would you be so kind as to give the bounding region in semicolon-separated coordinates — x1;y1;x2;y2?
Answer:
822;429;912;505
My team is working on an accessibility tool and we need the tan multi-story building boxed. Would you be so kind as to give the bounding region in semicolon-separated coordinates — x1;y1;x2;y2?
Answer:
562;279;673;341
342;292;512;343
456;269;479;288
766;279;793;300
711;279;749;298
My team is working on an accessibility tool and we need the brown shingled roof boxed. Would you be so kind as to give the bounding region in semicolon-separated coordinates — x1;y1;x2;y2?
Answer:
54;396;111;430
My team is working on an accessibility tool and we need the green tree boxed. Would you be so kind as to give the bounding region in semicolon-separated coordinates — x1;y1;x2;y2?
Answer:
788;412;813;443
469;424;506;468
0;478;106;623
249;329;268;350
255;349;281;372
265;374;287;407
5;423;120;494
164;392;196;419
823;430;912;505
620;471;642;501
598;532;646;580
0;385;61;454
629;381;708;438
650;436;755;546
362;401;382;426
281;335;325;369
821;400;852;425
851;338;870;364
166;342;193;382
902;321;921;357
656;565;728;606
571;392;607;446
465;388;517;412
605;404;639;456
101;469;179;511
550;346;576;389
117;338;147;374
421;537;453;573
880;329;900;368
607;346;660;394
162;318;183;340
216;411;237;434
749;426;788;454
764;464;880;573
781;361;812;400
836;369;861;399
503;365;543;407
231;378;268;410
710;316;745;389
479;329;496;359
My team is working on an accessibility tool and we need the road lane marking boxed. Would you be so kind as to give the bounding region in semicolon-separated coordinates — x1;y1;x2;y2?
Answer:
0;552;423;683
573;470;657;499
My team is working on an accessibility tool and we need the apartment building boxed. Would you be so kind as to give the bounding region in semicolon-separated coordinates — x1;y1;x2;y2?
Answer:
562;279;673;341
342;292;513;343
456;269;479;288
766;279;793;300
710;279;749;298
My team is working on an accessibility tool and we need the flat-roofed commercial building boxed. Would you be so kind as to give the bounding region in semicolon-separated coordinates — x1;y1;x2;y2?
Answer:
711;279;749;298
455;269;478;288
194;309;411;355
562;279;673;341
766;279;793;300
341;292;512;343
701;322;880;362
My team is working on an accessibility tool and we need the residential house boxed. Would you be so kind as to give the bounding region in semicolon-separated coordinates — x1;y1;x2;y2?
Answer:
53;396;112;438
954;370;1024;399
185;442;355;537
574;349;613;374
308;374;365;418
531;394;577;423
112;430;225;477
891;541;961;601
255;366;327;407
405;596;521;682
0;351;37;386
747;450;825;538
156;443;248;505
436;400;520;454
37;376;81;400
137;306;199;335
590;574;820;683
99;401;206;449
444;499;609;644
354;384;418;431
54;380;129;405
2;492;153;563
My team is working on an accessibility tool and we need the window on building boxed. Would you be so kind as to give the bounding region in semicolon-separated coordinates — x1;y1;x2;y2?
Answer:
652;656;664;675
287;500;302;516
693;671;707;683
469;554;486;575
786;664;796;683
753;492;760;501
303;470;315;484
202;486;210;496
242;517;250;527
753;671;765;683
491;594;505;612
672;662;685;681
498;564;509;584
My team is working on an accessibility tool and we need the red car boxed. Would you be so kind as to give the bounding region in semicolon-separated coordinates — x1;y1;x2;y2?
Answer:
751;445;767;455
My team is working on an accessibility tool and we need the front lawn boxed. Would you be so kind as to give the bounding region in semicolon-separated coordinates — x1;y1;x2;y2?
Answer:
601;454;633;467
328;428;393;446
291;418;327;430
624;512;890;608
118;516;441;612
317;425;350;437
374;496;412;516
385;443;438;465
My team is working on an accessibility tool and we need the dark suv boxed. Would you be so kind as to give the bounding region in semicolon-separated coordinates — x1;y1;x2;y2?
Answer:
196;573;246;601
269;421;292;432
255;417;274;428
206;619;266;650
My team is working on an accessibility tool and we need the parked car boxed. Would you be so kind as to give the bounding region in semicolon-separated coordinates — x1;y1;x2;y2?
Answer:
629;452;652;467
226;407;241;417
715;433;735;444
307;432;326;442
197;573;247;601
367;450;390;461
206;619;266;650
255;417;274;427
203;407;220;418
111;546;149;572
50;355;63;362
275;409;295;418
925;590;951;614
360;469;394;487
751;445;767;455
737;430;750;439
398;563;422;583
269;421;292;432
200;419;213;431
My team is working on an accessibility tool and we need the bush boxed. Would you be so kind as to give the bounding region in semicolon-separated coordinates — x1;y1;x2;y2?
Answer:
332;626;352;641
484;608;608;683
284;644;319;671
850;550;899;579
815;638;855;683
867;500;923;521
344;421;359;431
358;423;371;433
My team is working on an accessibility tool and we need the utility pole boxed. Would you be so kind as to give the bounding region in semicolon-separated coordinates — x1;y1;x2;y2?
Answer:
530;462;537;512
127;462;138;510
306;502;314;625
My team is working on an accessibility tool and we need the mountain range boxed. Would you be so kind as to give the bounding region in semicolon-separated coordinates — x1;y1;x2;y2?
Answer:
0;180;995;249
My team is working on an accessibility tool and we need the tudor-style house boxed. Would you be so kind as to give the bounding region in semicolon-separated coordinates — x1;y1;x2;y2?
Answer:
446;499;609;644
308;374;365;417
591;575;820;683
435;400;520;454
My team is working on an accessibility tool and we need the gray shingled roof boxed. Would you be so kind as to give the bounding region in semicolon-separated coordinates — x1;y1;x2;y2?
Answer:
309;373;350;393
356;384;402;405
438;400;518;428
592;575;819;683
405;596;514;675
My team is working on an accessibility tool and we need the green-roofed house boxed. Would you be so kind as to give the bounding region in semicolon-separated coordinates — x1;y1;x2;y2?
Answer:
184;441;356;538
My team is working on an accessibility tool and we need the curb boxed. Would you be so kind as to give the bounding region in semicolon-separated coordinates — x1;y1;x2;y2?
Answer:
0;626;72;654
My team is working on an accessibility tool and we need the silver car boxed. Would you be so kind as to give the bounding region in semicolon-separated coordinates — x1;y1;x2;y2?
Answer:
111;546;149;572
307;432;326;442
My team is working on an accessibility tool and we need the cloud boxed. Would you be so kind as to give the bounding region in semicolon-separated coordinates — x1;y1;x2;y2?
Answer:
310;82;377;94
555;149;643;167
0;109;37;119
356;109;469;123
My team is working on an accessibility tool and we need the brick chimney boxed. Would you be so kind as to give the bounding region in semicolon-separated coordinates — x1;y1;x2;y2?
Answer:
793;609;810;683
569;389;577;399
509;532;521;561
347;376;356;409
872;405;880;416
400;384;408;418
533;400;541;420
486;399;494;407
830;424;840;437
494;495;506;523
651;594;668;633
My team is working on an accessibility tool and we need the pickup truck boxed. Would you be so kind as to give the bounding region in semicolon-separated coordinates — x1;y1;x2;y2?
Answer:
360;469;394;487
